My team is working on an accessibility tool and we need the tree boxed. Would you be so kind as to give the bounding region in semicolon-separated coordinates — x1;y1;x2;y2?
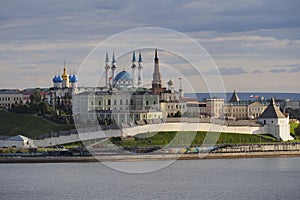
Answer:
30;91;41;103
174;111;182;118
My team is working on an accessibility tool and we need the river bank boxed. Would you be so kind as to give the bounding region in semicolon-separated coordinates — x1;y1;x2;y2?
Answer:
1;150;300;163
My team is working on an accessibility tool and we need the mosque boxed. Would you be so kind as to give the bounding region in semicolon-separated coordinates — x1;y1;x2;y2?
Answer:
72;49;187;123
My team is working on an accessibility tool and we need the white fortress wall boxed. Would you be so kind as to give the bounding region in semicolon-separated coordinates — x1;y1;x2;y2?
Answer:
33;123;269;147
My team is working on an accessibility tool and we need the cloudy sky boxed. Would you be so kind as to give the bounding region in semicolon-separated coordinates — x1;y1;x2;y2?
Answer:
0;0;300;92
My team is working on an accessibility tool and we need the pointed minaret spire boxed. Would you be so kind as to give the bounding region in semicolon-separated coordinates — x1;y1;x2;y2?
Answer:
138;51;142;63
111;51;117;87
105;51;109;63
138;50;143;87
104;51;111;87
112;51;116;63
131;51;137;87
132;51;136;62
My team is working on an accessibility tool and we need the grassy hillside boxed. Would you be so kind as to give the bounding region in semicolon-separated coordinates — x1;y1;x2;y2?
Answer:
0;110;75;139
110;131;278;147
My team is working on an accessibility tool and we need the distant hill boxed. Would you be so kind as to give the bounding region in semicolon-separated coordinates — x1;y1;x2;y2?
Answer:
0;110;75;139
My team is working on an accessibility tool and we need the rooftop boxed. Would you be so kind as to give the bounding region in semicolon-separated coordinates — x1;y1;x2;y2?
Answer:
259;98;286;119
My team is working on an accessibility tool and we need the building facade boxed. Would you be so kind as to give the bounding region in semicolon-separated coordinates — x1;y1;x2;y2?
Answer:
0;89;23;109
258;98;293;141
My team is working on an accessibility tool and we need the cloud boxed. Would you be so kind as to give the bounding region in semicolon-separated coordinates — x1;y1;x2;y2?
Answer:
205;67;247;75
267;63;300;73
219;67;247;75
251;70;262;74
289;66;300;73
0;0;300;92
269;68;287;73
19;64;37;69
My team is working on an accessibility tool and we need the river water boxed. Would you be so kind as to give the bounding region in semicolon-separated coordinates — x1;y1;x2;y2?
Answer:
0;157;299;200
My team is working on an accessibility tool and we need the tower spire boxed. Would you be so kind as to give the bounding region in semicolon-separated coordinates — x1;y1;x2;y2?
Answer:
138;50;143;87
111;51;117;87
105;51;111;87
138;51;142;63
112;51;116;63
105;51;109;63
131;51;137;87
132;51;136;62
152;48;162;94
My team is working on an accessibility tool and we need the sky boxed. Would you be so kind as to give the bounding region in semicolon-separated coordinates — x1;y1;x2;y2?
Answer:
0;0;300;92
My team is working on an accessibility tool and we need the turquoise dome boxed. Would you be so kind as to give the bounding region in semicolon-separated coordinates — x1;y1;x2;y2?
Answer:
114;71;132;82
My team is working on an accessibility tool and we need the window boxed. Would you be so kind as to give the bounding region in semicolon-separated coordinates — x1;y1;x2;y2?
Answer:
108;99;111;105
114;99;117;105
99;101;101;105
91;101;93;106
146;100;149;105
126;99;128;105
120;99;122;105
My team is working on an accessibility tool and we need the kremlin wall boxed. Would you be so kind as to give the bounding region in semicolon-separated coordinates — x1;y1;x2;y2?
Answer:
0;49;295;147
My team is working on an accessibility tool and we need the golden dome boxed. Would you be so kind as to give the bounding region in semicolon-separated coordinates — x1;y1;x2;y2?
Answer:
61;67;69;81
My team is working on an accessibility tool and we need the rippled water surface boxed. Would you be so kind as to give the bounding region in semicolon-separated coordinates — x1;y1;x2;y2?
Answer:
0;157;299;200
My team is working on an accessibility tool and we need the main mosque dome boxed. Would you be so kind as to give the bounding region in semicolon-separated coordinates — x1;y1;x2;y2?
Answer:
113;70;132;87
115;71;132;82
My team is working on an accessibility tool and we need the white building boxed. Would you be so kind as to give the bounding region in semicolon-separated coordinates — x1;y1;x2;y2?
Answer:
258;98;293;141
0;89;23;109
0;135;36;148
206;98;224;118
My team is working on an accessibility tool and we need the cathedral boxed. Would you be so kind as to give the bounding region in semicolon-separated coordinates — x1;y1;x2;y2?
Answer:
50;64;78;107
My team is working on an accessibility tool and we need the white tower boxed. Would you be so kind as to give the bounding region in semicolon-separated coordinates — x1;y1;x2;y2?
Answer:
258;98;293;141
131;51;137;87
138;51;143;87
104;51;110;87
111;52;117;86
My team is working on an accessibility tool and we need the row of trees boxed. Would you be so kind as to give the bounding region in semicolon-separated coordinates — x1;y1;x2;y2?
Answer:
10;90;73;124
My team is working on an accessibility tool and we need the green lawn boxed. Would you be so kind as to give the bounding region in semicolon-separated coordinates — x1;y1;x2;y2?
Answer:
110;131;278;147
0;110;75;139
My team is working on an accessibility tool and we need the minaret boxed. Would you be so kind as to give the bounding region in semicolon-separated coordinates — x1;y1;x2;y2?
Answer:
152;48;162;93
138;51;143;87
104;51;110;87
131;51;137;87
111;52;117;86
178;77;183;98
